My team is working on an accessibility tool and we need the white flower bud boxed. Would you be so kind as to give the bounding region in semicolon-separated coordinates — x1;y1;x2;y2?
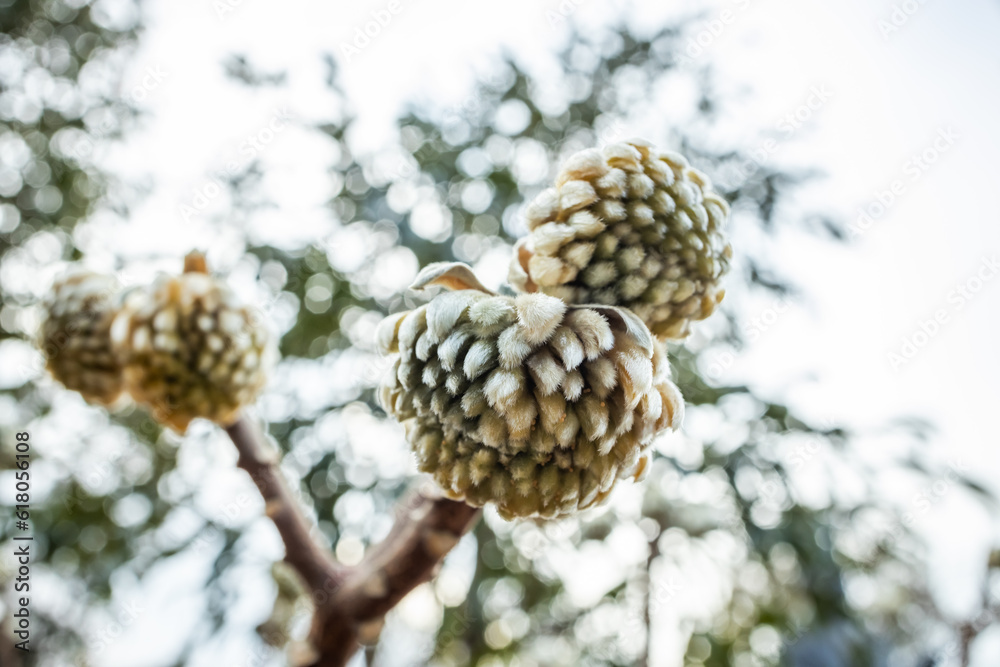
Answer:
511;140;732;339
379;263;684;520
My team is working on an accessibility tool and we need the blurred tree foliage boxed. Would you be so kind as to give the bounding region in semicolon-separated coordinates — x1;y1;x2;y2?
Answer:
0;1;996;666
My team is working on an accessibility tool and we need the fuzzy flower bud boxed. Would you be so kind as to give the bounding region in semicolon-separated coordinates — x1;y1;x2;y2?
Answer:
510;140;732;339
40;271;125;406
378;263;684;519
111;252;275;432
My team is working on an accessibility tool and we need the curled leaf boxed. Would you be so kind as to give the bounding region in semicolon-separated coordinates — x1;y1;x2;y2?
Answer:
410;262;495;295
574;304;655;356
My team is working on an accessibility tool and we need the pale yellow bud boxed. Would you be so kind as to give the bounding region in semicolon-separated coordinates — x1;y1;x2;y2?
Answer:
111;253;275;432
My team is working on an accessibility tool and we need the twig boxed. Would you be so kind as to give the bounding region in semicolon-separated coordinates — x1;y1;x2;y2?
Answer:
224;415;482;667
638;528;661;667
956;576;998;667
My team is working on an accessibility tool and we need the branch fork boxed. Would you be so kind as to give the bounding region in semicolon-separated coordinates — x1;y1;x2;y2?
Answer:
224;416;481;667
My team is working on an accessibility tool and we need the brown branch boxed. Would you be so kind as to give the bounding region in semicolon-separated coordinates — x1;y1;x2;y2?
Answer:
224;415;482;667
225;417;342;592
307;488;482;665
0;621;23;667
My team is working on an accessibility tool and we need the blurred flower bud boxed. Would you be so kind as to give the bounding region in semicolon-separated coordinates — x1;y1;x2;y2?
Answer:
111;252;276;432
41;271;125;406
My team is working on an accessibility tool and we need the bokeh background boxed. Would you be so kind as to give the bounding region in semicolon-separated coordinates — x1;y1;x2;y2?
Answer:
1;0;999;665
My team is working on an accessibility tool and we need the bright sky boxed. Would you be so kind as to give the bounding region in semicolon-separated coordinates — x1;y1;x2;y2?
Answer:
77;0;1000;664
